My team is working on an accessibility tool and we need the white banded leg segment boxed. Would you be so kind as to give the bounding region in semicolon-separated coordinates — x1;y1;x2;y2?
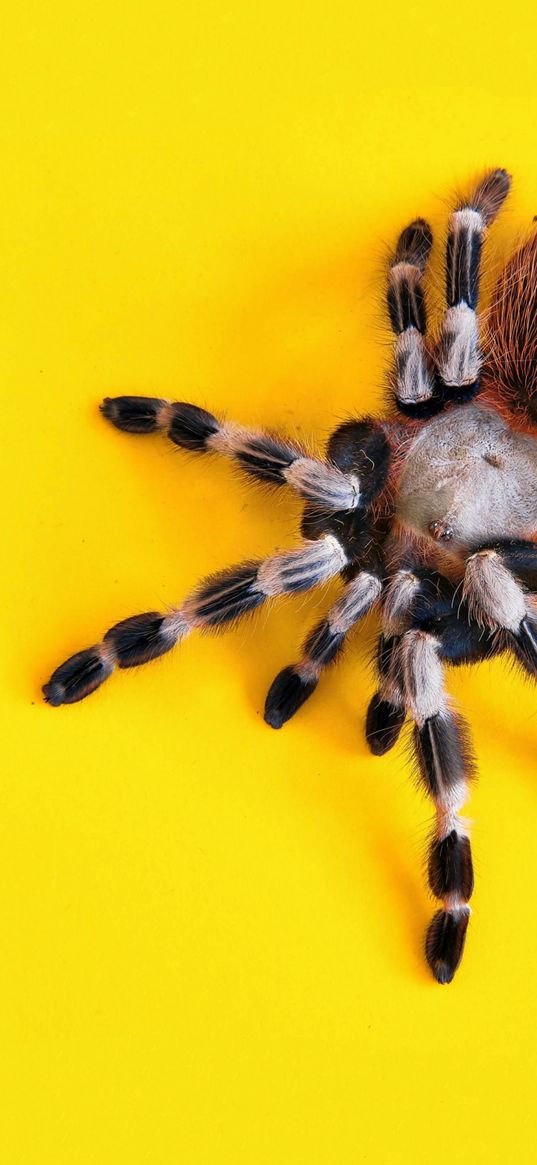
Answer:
207;423;303;481
444;169;511;312
210;424;361;510
463;548;537;676
430;793;473;926
382;569;423;637
284;458;360;511
44;537;347;707
182;535;348;629
298;570;382;674
102;397;361;510
463;549;527;631
327;571;382;632
365;569;423;755
436;300;481;392
401;629;445;726
437;172;511;398
387;221;438;415
438;208;484;390
399;626;477;983
445;208;485;313
264;571;381;728
255;535;348;597
400;628;476;831
393;327;435;410
388;262;428;334
426;806;474;986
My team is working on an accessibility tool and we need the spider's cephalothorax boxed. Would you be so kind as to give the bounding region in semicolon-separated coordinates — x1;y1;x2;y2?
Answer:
43;170;537;984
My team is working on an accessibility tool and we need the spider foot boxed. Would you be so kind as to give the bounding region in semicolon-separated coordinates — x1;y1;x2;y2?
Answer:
101;395;220;449
43;612;184;706
101;395;167;433
365;693;405;755
425;907;470;985
264;666;318;729
42;647;113;706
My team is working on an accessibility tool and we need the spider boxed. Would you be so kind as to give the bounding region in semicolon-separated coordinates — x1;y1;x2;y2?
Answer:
43;169;537;985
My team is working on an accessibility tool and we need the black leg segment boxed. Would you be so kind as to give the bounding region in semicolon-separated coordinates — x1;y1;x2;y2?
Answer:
43;647;114;706
101;395;167;433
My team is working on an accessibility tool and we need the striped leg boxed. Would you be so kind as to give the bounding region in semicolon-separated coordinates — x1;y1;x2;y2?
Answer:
366;566;425;754
387;216;440;417
101;397;362;512
264;567;382;728
366;633;406;754
401;629;476;984
365;559;508;758
463;540;537;676
42;535;348;707
390;549;534;981
394;575;504;983
437;168;511;403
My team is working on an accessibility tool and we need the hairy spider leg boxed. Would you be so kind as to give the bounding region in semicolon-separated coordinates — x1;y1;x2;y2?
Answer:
263;415;395;728
463;539;537;675
402;626;477;985
365;564;426;754
366;563;505;752
436;169;511;404
101;396;363;512
386;215;438;418
370;570;500;982
43;534;350;707
41;168;537;988
264;566;382;728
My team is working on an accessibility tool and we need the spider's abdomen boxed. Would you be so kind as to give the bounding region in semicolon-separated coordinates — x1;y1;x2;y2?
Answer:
396;404;537;556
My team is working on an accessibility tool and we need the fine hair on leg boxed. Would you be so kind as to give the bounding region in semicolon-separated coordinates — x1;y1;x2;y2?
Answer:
265;568;382;729
386;217;440;417
401;627;477;983
463;545;537;676
437;169;511;403
42;167;537;988
102;397;364;512
43;535;348;707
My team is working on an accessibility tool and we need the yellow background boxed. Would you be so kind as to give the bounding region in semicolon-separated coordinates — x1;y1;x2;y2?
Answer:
2;3;537;1161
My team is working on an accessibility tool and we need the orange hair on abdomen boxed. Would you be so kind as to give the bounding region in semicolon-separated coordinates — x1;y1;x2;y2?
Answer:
482;231;537;430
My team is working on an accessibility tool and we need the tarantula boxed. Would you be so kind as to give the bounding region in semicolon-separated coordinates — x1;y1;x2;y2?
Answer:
43;169;537;984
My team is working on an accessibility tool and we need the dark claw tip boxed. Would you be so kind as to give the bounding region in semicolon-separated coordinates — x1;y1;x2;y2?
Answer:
42;681;65;707
100;395;165;433
425;908;470;985
42;648;113;706
264;666;317;729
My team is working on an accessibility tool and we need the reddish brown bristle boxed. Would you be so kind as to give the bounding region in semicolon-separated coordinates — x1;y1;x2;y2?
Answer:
482;231;537;425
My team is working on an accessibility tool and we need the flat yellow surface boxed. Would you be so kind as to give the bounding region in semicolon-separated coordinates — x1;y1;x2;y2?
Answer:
2;3;537;1161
